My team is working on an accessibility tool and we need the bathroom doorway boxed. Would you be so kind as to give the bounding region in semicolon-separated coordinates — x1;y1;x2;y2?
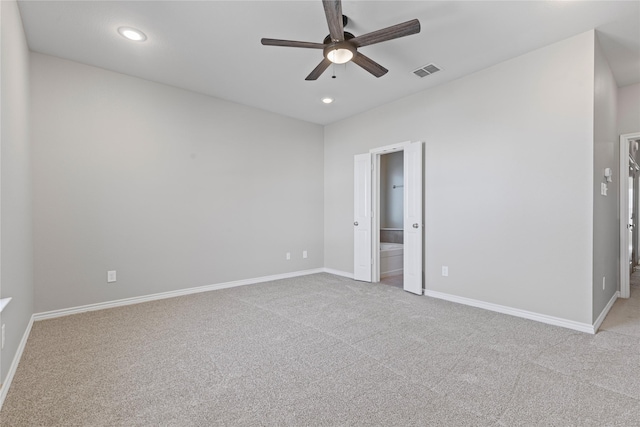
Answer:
379;151;404;288
353;141;423;294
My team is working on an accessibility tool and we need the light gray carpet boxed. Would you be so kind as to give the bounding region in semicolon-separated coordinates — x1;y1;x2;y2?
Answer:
1;273;639;426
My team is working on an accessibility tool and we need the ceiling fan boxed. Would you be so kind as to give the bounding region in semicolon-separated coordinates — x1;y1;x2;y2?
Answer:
261;0;421;80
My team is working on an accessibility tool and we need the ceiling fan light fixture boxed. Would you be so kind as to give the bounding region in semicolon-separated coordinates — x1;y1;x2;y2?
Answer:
324;42;355;64
327;48;353;64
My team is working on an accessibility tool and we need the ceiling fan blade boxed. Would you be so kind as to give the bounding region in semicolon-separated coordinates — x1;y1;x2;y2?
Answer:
323;0;344;42
350;19;421;48
261;38;326;49
351;52;388;78
305;58;332;80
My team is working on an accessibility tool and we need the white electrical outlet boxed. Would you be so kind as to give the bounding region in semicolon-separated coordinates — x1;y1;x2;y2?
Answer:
442;266;449;277
303;250;308;259
107;270;117;283
286;252;291;260
1;324;5;350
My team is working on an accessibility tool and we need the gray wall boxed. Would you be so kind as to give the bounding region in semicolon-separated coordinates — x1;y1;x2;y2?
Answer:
325;31;596;324
592;35;619;322
618;83;640;135
0;0;34;385
31;53;324;313
380;151;403;229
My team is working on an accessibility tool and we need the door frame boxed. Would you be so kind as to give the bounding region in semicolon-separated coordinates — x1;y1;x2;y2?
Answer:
370;142;410;283
620;132;640;299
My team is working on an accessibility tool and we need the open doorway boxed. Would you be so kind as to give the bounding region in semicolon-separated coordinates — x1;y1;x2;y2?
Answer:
353;141;423;295
379;151;404;288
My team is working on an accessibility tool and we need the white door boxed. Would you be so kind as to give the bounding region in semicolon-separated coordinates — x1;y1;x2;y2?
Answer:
403;142;423;294
354;153;372;282
630;175;635;272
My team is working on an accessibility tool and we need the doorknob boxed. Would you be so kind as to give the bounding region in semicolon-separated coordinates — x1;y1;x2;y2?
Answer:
354;221;359;226
413;223;419;228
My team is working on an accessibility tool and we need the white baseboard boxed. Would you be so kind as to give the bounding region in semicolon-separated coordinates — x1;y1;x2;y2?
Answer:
322;268;353;279
0;314;34;411
424;289;595;334
593;291;619;333
34;268;325;321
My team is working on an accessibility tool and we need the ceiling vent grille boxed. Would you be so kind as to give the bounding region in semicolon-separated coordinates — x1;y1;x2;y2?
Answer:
413;63;441;78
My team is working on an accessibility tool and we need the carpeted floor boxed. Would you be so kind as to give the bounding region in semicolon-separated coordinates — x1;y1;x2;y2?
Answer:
1;272;639;426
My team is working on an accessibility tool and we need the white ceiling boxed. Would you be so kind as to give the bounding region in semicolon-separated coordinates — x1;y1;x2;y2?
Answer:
17;0;640;125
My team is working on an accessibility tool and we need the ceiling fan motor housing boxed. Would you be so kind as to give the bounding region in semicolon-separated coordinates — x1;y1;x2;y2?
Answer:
322;31;355;45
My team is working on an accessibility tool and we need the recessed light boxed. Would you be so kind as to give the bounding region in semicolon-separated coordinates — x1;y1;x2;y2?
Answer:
322;97;334;104
118;27;147;42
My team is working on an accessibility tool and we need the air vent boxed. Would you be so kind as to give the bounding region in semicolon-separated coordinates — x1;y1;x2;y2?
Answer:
413;63;441;78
